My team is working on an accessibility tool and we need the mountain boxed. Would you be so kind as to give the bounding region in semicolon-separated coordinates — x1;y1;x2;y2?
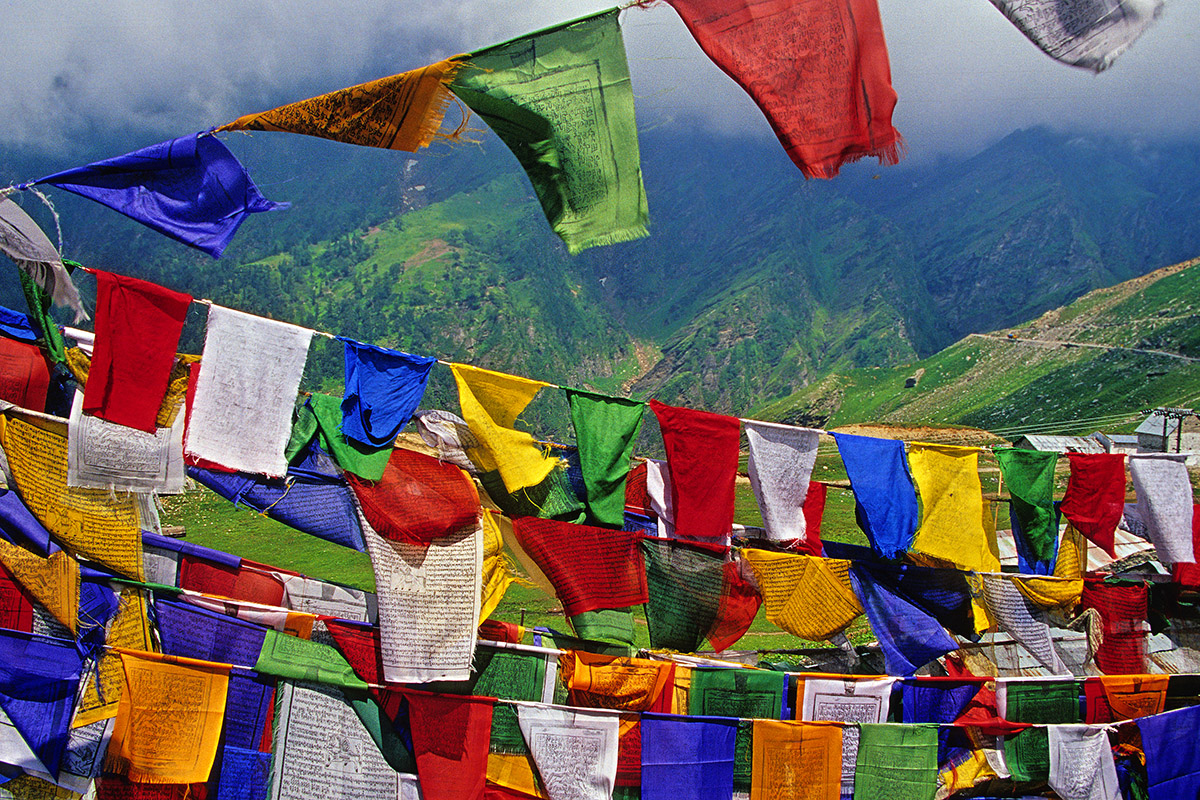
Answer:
2;125;1199;430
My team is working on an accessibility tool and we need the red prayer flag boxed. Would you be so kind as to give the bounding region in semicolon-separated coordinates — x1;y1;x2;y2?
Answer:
0;561;34;632
616;715;642;788
648;400;740;541
624;460;652;516
706;559;761;652
405;691;493;800
178;556;286;607
662;0;903;179
954;684;1030;735
83;270;191;432
96;776;207;800
1171;505;1200;587
346;448;480;546
1060;453;1127;556
478;619;523;644
0;337;50;411
1081;577;1148;675
324;618;388;686
511;517;648;616
796;481;827;556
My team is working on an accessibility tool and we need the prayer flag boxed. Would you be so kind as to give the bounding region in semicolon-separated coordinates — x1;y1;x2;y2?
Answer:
987;0;1163;72
742;550;862;641
1081;577;1147;674
663;0;903;179
0;197;85;321
649;399;740;541
0;630;82;777
1137;704;1200;800
517;706;619;800
0;305;38;344
1047;725;1121;800
32;133;287;258
995;447;1059;573
982;574;1069;674
800;481;828;555
570;607;639;649
853;724;938;800
0;338;50;412
750;721;841;800
998;678;1080;723
450;363;555;493
563;651;674;712
254;628;366;689
849;561;957;675
406;692;493;800
511;516;647;616
451;9;649;253
178;556;286;606
641;714;737;800
689;668;784;720
832;432;918;558
900;680;979;724
564;388;644;527
338;338;436;448
109;651;230;784
185;305;313;477
1129;454;1195;564
642;538;724;652
1060;452;1126;556
1084;675;1167;723
82;270;191;432
0;539;79;633
219;58;465;151
744;420;820;544
347;447;480;546
707;557;762;652
290;393;392;481
480;510;517;623
0;562;33;633
909;442;998;571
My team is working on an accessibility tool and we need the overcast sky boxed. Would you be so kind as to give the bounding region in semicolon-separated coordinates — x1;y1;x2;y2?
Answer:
3;1;1198;161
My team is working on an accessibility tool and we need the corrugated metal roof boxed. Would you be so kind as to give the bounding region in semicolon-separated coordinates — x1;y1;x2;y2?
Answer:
1136;414;1180;436
1013;434;1104;453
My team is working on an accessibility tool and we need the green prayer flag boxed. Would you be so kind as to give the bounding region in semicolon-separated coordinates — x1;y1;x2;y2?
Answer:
1003;679;1079;723
564;388;644;526
20;261;71;365
569;606;639;650
451;8;649;254
290;393;391;481
642;538;723;653
1005;727;1050;783
479;466;584;521
853;724;938;800
995;448;1060;567
733;720;753;793
346;691;417;773
255;628;367;689
688;668;784;719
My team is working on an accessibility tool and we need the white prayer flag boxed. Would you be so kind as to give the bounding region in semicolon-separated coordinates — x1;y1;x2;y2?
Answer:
744;420;820;543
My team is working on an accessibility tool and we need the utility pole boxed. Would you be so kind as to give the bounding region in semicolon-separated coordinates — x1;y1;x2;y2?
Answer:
1141;407;1198;453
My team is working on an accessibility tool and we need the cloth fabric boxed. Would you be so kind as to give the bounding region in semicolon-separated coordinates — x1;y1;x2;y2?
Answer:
1129;454;1195;564
155;598;268;671
649;400;740;541
563;651;674;712
900;680;980;724
450;363;554;493
853;724;938;800
749;720;842;800
82;270;191;432
215;746;271;800
413;409;479;473
108;651;230;783
642;538;724;653
0;562;33;632
0;630;82;776
987;0;1163;72
982;574;1070;675
0;337;50;412
34;133;287;258
0;539;79;633
569;607;639;649
563;388;644;527
995;448;1060;573
0;415;143;580
1048;725;1121;800
849;561;958;675
742;550;861;641
663;0;902;179
0;489;54;556
0;305;38;344
406;692;493;800
802;678;894;724
801;482;828;555
1137;704;1200;800
178;556;286;606
0;197;85;321
185;305;313;477
517;705;620;800
17;267;68;367
69;389;186;493
347;446;480;546
1012;574;1084;611
1060;453;1127;557
832;433;918;559
850;555;977;639
253;628;366;689
644;458;676;538
908;443;998;571
291;392;392;481
743;420;820;544
480;510;517;624
641;713;737;800
511;516;647;616
219;58;465;151
707;557;762;652
450;9;648;253
1084;676;1168;723
1081;578;1148;674
688;668;785;720
998;678;1080;723
338;338;436;448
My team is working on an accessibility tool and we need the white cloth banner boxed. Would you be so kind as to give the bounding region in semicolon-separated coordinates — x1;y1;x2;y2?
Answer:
358;500;481;683
1048;725;1121;800
744;420;820;543
645;458;675;538
801;677;894;799
983;575;1070;675
1130;454;1195;565
68;391;185;493
517;706;619;800
185;305;313;477
988;0;1163;72
0;197;85;321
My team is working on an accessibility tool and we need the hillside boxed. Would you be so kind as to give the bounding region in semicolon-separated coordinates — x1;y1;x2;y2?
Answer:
754;256;1200;434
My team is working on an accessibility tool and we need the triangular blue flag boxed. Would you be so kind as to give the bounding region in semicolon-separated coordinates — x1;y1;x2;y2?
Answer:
30;133;287;257
0;630;83;776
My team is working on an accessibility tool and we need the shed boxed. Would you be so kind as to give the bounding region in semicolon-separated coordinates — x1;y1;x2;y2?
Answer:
1010;434;1104;453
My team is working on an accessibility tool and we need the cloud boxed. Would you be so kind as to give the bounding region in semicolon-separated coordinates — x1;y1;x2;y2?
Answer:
3;0;1198;159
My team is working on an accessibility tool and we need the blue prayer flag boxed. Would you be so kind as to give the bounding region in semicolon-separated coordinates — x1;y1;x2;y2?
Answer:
31;133;287;257
641;713;737;800
850;562;958;676
831;433;918;559
1138;704;1200;800
339;338;437;448
0;630;83;776
901;680;980;724
0;490;57;555
0;307;38;344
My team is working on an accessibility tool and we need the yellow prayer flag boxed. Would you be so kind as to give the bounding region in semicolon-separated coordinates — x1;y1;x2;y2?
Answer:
963;572;994;635
1099;675;1168;719
751;720;842;800
742;550;862;642
909;443;999;572
1054;523;1087;580
562;650;673;711
939;743;997;795
74;589;155;728
486;752;549;798
0;415;143;580
671;663;692;715
1011;575;1083;611
217;58;467;152
480;510;516;623
0;539;79;633
451;363;557;493
108;650;230;784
